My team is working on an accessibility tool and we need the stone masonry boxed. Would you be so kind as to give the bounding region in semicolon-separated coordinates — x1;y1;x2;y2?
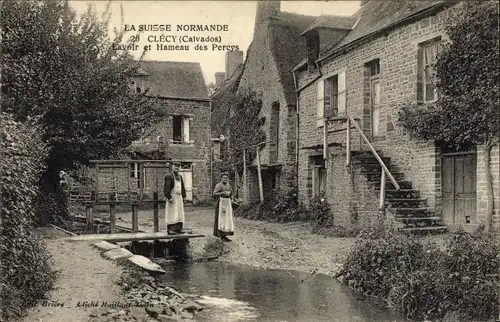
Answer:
296;4;499;229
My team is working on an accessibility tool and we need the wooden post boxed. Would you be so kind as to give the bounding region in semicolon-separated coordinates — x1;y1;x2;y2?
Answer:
323;118;328;160
127;162;131;200
86;205;94;232
346;117;351;167
379;169;386;217
243;148;248;203
138;163;144;200
256;146;264;203
153;192;159;233
109;204;116;233
132;204;139;232
95;163;100;202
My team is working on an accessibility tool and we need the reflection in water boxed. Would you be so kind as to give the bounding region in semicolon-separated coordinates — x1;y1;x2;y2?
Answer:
159;261;404;322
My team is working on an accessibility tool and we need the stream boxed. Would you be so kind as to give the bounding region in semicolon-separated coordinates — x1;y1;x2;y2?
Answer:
159;261;405;322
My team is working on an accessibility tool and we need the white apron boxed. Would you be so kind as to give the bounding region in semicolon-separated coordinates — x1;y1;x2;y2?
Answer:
165;177;185;226
218;197;234;232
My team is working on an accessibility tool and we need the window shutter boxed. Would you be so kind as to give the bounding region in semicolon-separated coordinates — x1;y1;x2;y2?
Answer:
338;71;347;115
324;78;331;118
183;117;190;142
316;80;325;127
416;47;424;102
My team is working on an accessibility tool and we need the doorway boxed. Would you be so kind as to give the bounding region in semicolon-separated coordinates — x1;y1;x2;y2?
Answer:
441;153;477;225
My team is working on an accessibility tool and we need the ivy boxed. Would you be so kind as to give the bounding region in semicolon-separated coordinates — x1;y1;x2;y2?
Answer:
398;1;499;231
1;0;163;223
219;90;266;176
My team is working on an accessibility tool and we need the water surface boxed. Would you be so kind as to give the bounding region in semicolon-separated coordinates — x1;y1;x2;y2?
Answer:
159;261;404;322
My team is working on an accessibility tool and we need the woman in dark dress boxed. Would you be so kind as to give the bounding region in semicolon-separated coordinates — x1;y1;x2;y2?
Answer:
213;172;234;242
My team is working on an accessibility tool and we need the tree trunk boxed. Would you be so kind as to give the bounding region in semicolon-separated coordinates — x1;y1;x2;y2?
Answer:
484;144;494;232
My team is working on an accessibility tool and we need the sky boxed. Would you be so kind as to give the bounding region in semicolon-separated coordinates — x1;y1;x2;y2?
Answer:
70;1;361;86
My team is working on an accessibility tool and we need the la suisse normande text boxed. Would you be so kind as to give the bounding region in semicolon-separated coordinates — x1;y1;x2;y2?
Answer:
124;24;230;32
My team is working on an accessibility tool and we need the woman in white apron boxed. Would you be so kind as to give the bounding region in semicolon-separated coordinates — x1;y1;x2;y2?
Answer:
164;162;186;235
213;172;234;241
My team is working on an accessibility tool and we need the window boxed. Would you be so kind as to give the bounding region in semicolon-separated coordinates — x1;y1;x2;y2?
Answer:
366;59;381;137
312;156;327;196
418;38;442;103
172;116;191;144
130;162;146;188
318;70;347;125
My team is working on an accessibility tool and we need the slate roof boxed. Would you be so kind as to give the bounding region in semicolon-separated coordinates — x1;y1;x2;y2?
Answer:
294;0;448;70
331;0;446;50
300;15;360;35
267;12;317;105
136;61;209;100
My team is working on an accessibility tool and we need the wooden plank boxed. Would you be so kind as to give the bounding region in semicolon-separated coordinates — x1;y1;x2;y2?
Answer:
139;163;145;200
109;204;116;233
256;146;264;203
64;232;205;242
132;205;138;232
86;205;94;232
243;149;248;203
153;192;159;233
90;159;205;164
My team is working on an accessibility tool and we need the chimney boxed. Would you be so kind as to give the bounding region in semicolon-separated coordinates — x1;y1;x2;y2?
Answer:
255;1;280;25
225;51;243;80
215;72;225;87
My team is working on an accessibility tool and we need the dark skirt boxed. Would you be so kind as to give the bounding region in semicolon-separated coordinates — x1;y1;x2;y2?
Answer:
213;198;234;237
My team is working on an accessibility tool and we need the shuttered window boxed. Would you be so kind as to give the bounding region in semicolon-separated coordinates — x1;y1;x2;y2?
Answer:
317;80;324;127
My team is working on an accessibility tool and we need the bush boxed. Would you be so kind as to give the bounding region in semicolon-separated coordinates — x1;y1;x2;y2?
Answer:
0;114;56;320
336;227;500;321
234;188;308;222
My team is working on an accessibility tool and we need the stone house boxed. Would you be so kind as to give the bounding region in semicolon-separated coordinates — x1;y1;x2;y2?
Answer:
211;1;317;202
294;0;499;232
91;61;212;203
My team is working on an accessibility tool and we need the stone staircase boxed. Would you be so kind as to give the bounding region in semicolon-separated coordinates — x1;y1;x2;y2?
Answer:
351;151;447;234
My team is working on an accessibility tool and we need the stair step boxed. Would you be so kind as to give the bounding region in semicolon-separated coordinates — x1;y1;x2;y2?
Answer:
363;172;406;181
352;157;391;165
385;189;420;198
395;216;442;222
374;180;412;189
387;198;427;206
399;226;448;233
392;207;432;215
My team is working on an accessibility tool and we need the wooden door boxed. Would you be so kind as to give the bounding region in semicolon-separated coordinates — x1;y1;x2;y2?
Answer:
179;171;193;202
442;153;477;225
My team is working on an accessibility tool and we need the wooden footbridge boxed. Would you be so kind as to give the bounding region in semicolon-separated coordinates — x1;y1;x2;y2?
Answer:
65;160;205;243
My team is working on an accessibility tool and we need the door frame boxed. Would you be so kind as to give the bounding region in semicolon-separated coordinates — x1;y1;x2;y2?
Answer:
440;150;477;225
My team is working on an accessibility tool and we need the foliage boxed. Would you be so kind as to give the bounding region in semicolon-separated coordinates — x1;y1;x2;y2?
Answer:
235;189;308;223
219;90;266;176
1;0;163;223
0;114;56;320
336;227;500;321
398;1;499;148
309;192;333;232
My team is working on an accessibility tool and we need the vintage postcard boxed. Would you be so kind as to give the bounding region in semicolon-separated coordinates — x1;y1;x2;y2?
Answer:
1;1;498;322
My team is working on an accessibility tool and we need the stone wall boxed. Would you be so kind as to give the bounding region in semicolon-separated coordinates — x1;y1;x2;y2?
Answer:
237;20;296;193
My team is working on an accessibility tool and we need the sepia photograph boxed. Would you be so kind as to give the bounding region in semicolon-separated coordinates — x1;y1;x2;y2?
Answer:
0;0;499;321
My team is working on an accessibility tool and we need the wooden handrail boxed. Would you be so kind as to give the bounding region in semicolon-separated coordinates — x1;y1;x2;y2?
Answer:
348;116;400;191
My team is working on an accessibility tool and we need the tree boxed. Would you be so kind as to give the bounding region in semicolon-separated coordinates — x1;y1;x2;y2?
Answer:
1;0;163;223
398;1;499;231
220;90;266;178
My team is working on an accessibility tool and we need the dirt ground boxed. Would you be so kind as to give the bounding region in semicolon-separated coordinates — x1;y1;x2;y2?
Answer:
115;206;356;276
22;228;123;322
